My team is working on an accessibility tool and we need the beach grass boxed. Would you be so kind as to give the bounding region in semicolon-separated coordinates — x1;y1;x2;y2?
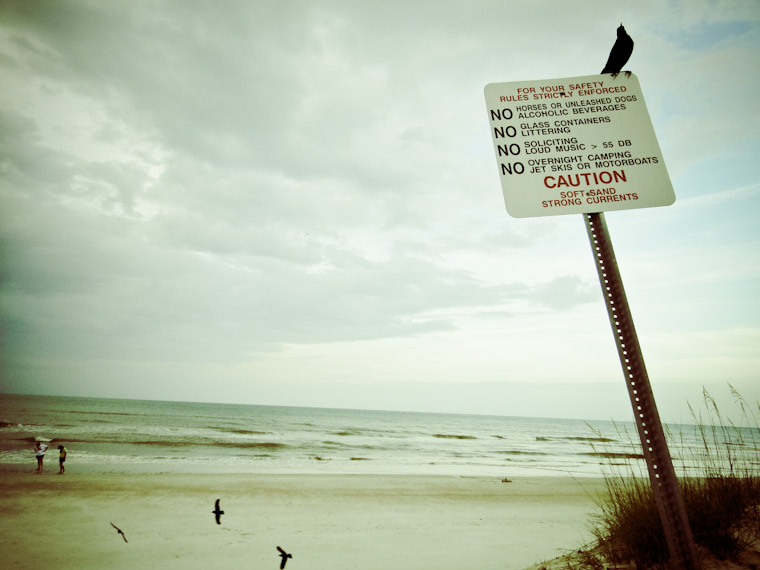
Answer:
547;386;760;569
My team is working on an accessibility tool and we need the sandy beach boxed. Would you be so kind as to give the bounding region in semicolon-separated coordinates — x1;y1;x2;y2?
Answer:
0;469;607;570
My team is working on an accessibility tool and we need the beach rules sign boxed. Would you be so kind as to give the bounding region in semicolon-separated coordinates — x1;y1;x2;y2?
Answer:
484;73;675;218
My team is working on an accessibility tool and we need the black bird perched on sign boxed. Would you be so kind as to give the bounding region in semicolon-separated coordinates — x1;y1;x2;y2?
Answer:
110;521;128;543
212;498;224;524
601;24;634;75
277;546;293;569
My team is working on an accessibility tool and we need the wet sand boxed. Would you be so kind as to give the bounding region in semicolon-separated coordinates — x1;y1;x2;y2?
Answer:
0;470;607;570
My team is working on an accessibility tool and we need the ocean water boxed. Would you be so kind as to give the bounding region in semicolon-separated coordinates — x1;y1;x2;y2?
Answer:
1;394;757;477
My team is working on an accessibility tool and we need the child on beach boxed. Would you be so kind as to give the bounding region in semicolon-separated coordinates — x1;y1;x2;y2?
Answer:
34;441;48;474
58;445;67;474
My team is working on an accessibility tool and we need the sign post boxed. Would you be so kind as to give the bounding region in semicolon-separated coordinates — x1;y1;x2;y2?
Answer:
484;74;701;570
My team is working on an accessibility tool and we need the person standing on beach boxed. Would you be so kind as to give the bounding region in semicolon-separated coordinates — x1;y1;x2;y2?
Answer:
58;445;67;474
34;441;48;474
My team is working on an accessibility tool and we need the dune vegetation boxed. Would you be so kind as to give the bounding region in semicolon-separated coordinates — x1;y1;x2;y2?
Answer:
542;386;760;569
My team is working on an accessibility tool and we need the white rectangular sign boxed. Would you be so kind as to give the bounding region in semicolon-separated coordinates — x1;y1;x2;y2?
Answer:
484;74;675;218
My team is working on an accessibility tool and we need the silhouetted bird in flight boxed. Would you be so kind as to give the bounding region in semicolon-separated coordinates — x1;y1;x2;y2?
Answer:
110;522;128;543
601;24;634;75
212;498;224;524
277;546;293;569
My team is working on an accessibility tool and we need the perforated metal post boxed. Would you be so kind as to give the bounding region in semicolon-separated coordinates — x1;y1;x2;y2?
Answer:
584;212;701;570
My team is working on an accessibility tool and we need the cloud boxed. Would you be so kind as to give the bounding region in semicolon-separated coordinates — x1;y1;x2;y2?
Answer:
530;275;597;311
1;0;758;419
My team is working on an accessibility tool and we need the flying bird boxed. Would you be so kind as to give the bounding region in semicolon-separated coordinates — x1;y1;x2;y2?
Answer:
212;498;224;524
110;522;128;543
601;24;634;75
277;546;293;569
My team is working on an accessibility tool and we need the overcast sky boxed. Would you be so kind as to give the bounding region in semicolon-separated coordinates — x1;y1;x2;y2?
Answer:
1;0;758;422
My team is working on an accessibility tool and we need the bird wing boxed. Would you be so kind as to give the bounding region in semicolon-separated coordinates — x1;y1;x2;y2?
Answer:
277;546;286;555
111;522;127;542
601;50;617;73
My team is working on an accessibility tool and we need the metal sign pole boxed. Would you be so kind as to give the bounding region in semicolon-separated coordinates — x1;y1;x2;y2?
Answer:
584;212;701;570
